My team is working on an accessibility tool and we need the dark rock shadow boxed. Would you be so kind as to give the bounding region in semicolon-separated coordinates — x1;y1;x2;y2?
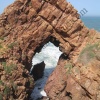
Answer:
30;67;55;100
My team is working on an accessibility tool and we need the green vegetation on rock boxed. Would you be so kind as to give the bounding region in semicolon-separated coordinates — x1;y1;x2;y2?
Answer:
8;42;17;49
65;63;73;74
78;43;100;64
0;37;4;40
0;94;3;100
4;86;11;95
0;80;4;86
2;62;17;74
0;45;3;49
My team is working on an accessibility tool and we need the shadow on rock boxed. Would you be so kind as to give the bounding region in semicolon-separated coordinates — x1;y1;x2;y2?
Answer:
31;61;45;81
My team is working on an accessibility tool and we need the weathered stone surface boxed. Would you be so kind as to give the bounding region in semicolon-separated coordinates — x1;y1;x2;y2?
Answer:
0;0;100;99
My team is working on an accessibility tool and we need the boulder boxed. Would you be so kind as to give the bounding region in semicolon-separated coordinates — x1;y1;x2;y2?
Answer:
31;61;45;81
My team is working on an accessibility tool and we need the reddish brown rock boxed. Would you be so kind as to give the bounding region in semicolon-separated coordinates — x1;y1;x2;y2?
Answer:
0;0;100;99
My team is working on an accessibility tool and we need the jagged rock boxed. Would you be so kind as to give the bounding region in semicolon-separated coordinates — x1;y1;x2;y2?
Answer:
31;61;45;81
0;0;100;99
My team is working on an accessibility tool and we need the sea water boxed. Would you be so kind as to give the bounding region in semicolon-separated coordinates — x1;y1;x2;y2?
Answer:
31;17;100;100
81;16;100;32
30;42;62;100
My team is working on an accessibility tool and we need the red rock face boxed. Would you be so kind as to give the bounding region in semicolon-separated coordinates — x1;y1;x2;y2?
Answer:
0;0;100;99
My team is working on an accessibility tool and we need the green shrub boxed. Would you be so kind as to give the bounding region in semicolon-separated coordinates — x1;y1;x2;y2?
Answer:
0;94;3;100
65;63;73;74
4;86;11;95
0;37;4;40
0;45;3;49
2;62;17;74
0;80;4;86
8;42;17;48
78;43;100;64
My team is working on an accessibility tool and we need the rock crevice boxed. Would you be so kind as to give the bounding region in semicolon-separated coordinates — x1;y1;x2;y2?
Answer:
0;0;100;99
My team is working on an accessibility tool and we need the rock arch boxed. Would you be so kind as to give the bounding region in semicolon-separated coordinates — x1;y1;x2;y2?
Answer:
0;0;100;99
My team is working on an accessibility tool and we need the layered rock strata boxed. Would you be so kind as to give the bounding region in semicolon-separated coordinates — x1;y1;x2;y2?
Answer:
0;0;100;99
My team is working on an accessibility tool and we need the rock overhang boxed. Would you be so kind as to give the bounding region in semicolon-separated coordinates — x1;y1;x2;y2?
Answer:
0;0;100;99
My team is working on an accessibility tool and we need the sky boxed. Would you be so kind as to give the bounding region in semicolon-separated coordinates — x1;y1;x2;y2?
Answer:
0;0;100;16
67;0;100;17
0;0;14;14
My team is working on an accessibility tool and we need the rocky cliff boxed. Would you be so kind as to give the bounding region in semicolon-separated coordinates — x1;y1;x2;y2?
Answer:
0;0;100;99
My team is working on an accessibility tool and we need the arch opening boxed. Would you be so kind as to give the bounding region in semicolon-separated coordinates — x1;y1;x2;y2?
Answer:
30;42;62;100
